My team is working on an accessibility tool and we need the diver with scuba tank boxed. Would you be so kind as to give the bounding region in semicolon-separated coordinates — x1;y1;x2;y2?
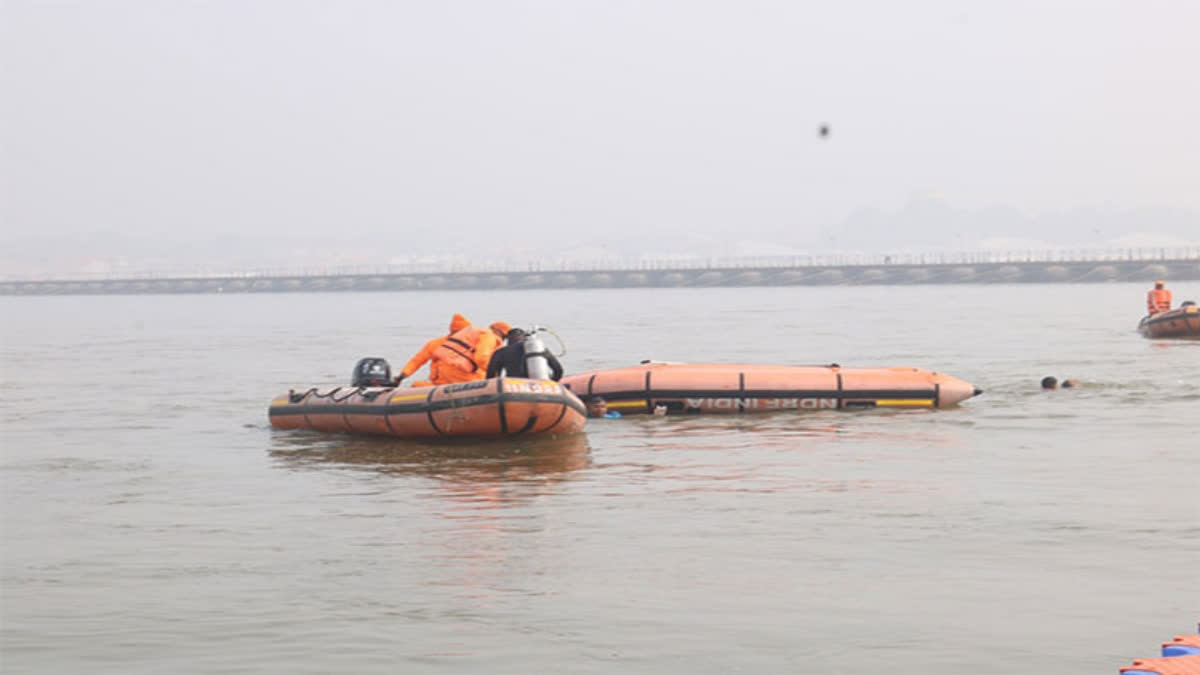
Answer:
485;327;564;381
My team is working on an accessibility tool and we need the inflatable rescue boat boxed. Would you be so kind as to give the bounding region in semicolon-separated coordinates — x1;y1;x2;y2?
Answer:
561;363;981;415
269;377;587;438
1138;302;1200;340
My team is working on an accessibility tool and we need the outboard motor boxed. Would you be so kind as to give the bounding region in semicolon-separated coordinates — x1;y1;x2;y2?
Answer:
352;357;392;387
522;331;552;380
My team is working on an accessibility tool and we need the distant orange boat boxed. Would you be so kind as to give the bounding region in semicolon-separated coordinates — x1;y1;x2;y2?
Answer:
561;363;980;415
269;377;586;438
1138;303;1200;340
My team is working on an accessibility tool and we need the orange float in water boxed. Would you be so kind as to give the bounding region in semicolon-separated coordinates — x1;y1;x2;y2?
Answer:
1138;303;1200;340
269;377;586;438
561;363;981;415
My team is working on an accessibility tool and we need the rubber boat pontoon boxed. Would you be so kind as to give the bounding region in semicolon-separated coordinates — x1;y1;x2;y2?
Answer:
561;363;981;415
1138;302;1200;340
270;377;586;438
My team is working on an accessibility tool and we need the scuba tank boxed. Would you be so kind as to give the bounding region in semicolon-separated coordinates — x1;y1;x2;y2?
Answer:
522;331;552;380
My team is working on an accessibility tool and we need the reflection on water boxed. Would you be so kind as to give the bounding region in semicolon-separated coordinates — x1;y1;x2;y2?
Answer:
269;430;592;485
268;431;597;609
578;410;968;503
615;412;854;437
605;408;957;451
1149;339;1200;349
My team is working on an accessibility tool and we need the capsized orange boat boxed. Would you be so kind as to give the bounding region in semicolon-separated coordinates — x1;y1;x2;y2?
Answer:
269;377;586;438
560;363;981;415
1138;302;1200;340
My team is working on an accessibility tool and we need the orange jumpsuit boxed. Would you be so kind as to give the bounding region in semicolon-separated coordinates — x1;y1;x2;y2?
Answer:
399;314;471;386
474;331;504;375
431;324;508;384
1147;288;1172;315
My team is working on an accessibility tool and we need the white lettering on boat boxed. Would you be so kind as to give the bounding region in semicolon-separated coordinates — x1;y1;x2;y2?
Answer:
503;381;559;394
683;397;837;409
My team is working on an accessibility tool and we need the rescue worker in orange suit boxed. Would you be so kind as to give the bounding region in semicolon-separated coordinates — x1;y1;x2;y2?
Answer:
393;313;472;387
1147;280;1172;315
428;320;511;385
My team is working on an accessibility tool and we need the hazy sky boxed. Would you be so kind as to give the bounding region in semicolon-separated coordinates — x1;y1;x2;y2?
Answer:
3;0;1199;272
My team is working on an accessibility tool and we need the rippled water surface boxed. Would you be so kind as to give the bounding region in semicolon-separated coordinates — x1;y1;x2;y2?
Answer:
2;285;1198;674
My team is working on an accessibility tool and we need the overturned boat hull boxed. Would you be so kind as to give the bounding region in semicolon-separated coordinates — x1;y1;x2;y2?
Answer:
561;363;980;415
269;377;586;438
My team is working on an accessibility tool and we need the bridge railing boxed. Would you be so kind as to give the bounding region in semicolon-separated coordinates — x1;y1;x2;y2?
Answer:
3;247;1198;282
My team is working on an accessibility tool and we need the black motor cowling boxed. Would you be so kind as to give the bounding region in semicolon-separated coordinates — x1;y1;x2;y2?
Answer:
352;357;392;387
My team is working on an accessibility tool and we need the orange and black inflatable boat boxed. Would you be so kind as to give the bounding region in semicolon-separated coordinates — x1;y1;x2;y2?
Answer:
1138;303;1200;340
269;377;586;438
561;363;981;415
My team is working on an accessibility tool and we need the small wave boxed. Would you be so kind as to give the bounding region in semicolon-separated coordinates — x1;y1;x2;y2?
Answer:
1;457;150;473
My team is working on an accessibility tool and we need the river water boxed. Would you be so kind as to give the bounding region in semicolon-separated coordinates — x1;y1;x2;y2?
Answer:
2;284;1197;674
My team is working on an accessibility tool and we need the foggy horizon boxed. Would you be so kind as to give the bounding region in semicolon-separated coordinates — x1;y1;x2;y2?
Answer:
3;1;1199;277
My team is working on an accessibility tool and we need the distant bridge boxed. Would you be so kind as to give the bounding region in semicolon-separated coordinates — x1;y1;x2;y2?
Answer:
3;251;1199;296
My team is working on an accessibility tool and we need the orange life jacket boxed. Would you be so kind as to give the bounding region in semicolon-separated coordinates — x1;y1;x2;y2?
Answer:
433;325;486;375
401;336;447;378
401;314;473;380
1147;288;1172;314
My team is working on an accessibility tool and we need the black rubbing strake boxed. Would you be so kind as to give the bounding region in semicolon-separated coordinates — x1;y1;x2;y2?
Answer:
548;396;569;431
644;369;654;414
497;377;509;434
738;372;746;412
425;386;443;435
513;416;538;435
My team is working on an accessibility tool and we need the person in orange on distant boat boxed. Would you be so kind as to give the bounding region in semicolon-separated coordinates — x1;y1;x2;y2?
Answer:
394;313;473;386
429;320;511;384
1147;280;1172;315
